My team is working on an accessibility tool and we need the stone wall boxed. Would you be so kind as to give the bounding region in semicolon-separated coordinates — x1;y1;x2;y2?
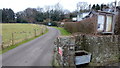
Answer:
53;36;76;67
75;34;120;66
53;35;120;66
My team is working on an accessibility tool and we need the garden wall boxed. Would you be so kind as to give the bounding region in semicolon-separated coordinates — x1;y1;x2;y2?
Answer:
75;34;120;66
54;35;120;66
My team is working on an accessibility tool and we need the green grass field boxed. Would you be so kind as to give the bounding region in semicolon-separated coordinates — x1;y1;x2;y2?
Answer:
1;23;47;48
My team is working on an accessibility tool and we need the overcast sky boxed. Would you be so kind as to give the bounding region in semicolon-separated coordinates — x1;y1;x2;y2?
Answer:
0;0;119;13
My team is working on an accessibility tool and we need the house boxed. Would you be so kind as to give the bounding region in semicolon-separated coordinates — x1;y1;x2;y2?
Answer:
77;12;90;21
96;11;115;34
78;10;116;34
76;5;120;34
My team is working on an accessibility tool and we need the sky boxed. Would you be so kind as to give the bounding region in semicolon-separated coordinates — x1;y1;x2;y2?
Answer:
0;0;119;13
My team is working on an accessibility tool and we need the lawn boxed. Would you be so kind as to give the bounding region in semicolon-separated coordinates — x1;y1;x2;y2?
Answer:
53;27;71;36
1;23;47;48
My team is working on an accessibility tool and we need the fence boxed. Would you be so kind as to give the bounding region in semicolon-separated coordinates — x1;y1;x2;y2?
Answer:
1;25;47;49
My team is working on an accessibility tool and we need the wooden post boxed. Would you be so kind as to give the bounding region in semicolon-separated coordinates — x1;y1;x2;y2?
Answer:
39;28;41;35
42;28;44;34
112;1;117;35
1;42;4;50
34;29;36;37
25;32;27;40
12;32;14;45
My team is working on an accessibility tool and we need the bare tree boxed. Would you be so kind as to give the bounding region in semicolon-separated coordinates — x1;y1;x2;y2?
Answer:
54;3;63;11
36;7;44;12
77;2;88;12
44;5;51;12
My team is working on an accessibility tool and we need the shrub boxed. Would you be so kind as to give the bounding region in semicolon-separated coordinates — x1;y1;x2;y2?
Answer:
64;17;97;34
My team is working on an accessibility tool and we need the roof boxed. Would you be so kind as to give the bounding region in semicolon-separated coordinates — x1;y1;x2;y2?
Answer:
89;10;115;16
97;10;114;14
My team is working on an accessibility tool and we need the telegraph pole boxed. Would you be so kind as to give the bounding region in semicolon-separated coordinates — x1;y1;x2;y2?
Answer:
112;0;117;35
77;3;80;22
48;8;50;23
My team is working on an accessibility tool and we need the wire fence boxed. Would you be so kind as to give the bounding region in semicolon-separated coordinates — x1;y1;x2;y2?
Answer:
1;25;47;49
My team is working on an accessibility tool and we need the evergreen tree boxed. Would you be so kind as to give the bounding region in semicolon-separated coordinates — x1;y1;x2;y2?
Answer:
96;4;100;10
100;4;104;10
2;8;15;23
92;4;96;10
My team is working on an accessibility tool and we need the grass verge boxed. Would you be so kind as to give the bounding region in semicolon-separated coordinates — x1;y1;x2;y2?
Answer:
53;27;71;36
0;29;48;54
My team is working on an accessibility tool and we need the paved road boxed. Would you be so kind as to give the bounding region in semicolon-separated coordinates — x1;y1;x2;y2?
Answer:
1;27;60;66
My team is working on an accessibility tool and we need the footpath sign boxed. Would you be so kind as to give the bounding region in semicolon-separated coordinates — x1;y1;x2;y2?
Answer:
58;47;63;56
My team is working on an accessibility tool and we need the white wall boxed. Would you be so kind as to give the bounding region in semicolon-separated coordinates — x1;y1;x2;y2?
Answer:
77;12;89;21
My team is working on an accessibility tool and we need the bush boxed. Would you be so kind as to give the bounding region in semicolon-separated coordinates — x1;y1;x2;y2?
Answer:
64;17;97;34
